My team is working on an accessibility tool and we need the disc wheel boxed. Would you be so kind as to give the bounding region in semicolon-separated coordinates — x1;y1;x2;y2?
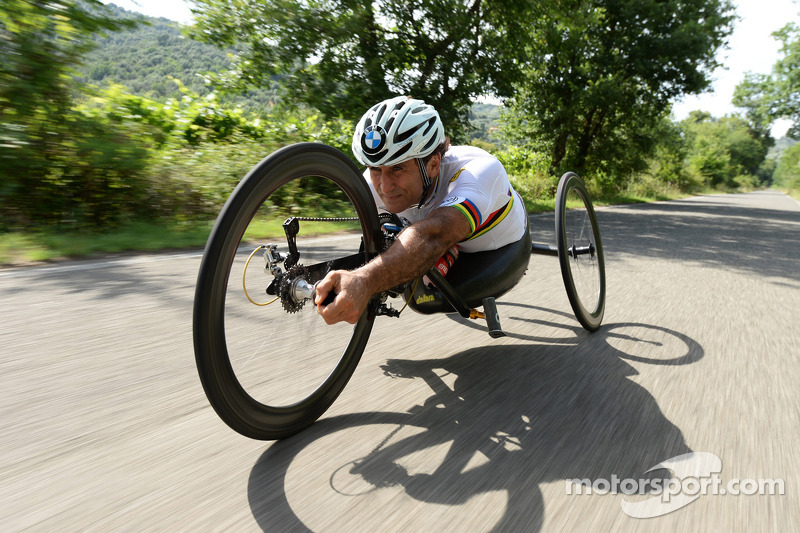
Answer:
555;172;606;331
193;143;380;440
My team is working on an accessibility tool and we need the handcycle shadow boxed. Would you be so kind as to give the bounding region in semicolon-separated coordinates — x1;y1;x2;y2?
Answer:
247;316;703;531
447;302;704;366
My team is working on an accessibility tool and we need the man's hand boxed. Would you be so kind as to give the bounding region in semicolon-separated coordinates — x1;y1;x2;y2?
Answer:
315;270;371;325
315;206;471;325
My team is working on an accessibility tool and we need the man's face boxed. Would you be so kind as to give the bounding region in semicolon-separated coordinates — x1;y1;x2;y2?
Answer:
368;155;440;213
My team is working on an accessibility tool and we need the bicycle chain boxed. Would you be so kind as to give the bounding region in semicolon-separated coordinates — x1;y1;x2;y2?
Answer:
295;216;360;222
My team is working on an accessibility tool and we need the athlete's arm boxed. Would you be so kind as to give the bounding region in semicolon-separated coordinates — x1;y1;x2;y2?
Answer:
315;206;471;324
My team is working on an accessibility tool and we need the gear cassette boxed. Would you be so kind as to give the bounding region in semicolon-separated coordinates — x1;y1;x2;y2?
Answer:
279;264;310;313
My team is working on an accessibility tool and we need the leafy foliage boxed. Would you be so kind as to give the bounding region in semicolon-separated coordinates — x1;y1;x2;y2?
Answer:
188;0;534;138
0;0;785;239
0;0;134;119
0;0;142;227
773;143;800;192
78;5;227;96
678;112;773;189
469;103;504;146
734;22;800;138
504;0;735;179
0;0;355;229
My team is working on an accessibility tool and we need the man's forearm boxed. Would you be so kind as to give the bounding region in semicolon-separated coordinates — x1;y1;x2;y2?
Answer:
359;207;469;296
314;207;470;325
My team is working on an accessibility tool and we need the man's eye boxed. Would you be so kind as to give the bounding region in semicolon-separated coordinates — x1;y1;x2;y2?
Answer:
393;165;403;172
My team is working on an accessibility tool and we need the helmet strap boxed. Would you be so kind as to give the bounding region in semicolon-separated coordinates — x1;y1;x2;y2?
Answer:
416;157;433;208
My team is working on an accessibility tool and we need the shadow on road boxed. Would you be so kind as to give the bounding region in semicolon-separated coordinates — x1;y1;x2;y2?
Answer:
448;304;705;367
246;318;704;531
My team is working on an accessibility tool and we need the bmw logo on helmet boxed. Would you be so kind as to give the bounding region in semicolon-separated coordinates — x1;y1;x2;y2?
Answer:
362;124;387;154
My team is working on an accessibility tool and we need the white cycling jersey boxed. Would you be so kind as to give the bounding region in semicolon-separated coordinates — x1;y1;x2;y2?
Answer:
364;145;527;253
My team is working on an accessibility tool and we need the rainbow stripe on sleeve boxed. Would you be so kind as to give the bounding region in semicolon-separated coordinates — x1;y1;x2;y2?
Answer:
453;190;514;241
452;199;481;234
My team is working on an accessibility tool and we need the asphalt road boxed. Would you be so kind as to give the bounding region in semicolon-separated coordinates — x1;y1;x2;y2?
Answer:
1;191;798;531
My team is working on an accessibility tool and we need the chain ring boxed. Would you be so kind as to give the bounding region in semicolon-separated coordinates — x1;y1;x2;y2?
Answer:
279;264;310;314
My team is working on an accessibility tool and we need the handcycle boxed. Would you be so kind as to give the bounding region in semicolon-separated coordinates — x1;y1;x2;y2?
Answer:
193;142;605;440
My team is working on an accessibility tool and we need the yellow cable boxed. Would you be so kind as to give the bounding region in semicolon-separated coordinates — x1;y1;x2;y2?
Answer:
243;245;279;306
397;278;419;315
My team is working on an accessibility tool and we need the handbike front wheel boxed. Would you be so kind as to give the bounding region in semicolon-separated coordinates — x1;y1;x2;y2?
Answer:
555;172;606;331
193;143;380;440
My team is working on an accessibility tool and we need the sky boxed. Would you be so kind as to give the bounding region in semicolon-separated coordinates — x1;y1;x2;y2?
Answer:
105;0;799;136
672;0;799;136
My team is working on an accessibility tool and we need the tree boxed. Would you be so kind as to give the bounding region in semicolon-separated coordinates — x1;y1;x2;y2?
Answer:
0;0;139;227
0;0;134;122
188;0;535;138
734;22;800;138
680;112;772;188
503;0;734;179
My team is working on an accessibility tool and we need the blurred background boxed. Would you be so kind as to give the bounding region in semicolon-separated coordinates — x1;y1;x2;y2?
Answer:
2;3;799;530
1;0;799;265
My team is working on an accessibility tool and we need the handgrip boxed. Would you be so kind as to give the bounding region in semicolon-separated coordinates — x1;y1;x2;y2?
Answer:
321;290;337;306
312;281;337;306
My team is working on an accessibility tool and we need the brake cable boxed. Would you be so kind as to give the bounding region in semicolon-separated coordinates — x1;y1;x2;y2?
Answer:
242;245;279;306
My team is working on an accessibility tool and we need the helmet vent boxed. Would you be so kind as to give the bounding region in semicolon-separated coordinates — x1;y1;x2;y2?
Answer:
352;96;444;167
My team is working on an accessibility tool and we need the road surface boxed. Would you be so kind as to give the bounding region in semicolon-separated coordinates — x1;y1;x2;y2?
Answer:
1;191;798;531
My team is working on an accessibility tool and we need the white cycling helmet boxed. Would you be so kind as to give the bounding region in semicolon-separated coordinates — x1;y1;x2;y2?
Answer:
352;96;445;167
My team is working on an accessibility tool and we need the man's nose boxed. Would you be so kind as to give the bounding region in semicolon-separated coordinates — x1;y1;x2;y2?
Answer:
379;169;395;191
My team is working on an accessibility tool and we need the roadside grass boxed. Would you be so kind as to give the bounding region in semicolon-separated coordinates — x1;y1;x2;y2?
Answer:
0;221;214;266
521;187;687;214
2;185;775;268
784;188;800;201
0;191;681;267
0;218;362;267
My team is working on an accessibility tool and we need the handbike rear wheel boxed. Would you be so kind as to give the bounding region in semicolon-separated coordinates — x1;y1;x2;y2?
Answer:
193;143;380;440
555;172;606;331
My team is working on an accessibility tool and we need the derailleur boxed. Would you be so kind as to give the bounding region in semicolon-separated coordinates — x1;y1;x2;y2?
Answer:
372;301;401;318
260;217;318;313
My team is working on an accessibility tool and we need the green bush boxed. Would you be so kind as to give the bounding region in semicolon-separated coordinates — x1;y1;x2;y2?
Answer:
773;143;800;192
1;74;360;230
496;145;558;207
148;138;274;218
733;174;759;190
1;106;155;229
145;109;356;219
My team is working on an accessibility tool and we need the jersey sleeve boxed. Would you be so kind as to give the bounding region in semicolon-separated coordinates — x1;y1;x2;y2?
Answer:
438;156;516;242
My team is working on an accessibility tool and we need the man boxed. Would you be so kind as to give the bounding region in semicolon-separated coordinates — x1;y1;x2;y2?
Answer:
315;96;527;324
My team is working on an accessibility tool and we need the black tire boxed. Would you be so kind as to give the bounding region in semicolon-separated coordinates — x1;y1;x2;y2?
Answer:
193;143;380;440
555;172;606;331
